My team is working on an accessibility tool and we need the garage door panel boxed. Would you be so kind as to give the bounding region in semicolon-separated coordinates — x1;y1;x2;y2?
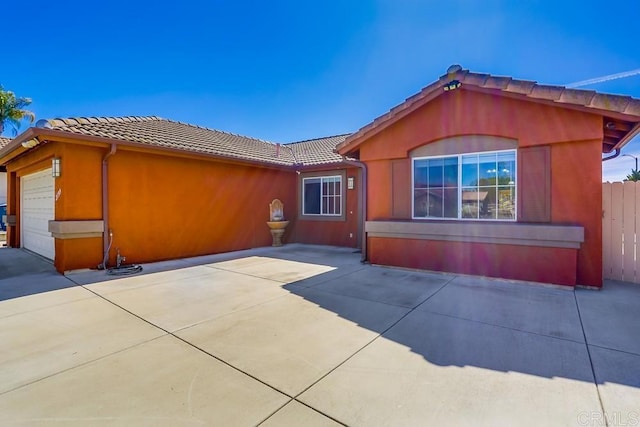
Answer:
21;169;55;260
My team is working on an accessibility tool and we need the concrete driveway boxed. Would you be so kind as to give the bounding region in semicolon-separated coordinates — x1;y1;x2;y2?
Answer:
0;245;639;426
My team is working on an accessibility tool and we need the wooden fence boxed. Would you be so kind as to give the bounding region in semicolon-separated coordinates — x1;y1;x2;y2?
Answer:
603;181;640;283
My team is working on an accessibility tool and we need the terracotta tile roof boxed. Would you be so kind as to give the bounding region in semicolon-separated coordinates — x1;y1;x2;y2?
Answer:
22;116;353;167
44;116;297;166
285;134;351;166
337;67;640;154
0;137;11;149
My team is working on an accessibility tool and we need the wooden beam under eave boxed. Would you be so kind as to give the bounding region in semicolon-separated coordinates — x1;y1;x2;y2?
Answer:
602;142;617;153
603;119;634;132
603;136;619;147
604;129;626;139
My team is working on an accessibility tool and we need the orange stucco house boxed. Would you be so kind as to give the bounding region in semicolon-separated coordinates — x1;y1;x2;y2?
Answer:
0;120;361;273
2;67;640;288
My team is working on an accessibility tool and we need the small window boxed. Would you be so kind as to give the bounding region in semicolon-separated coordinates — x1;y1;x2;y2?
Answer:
303;176;342;216
413;150;516;220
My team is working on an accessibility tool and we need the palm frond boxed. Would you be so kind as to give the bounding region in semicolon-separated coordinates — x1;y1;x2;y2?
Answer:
0;85;35;135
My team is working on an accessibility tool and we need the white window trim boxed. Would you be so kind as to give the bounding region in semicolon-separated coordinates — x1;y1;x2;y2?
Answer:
302;175;343;216
411;149;517;222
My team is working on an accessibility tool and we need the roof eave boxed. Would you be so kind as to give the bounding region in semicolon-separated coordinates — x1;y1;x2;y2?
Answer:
0;128;296;170
292;160;355;170
615;122;640;151
336;70;640;156
0;128;51;165
336;75;451;155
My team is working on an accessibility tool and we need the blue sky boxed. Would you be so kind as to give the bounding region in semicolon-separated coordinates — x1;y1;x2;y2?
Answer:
2;0;639;180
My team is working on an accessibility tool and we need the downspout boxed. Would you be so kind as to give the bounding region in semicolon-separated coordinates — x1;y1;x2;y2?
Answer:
342;158;368;263
99;144;117;269
602;149;620;162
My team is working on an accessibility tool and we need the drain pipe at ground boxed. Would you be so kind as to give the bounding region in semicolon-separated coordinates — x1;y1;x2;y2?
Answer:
342;157;368;263
99;144;117;269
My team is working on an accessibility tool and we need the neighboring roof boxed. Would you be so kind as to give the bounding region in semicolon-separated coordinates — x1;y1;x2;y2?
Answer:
0;137;11;149
42;116;297;166
285;134;351;166
462;191;489;202
337;66;640;155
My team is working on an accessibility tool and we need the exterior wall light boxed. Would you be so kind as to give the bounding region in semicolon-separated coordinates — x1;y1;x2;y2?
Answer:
348;176;355;189
52;158;61;178
444;80;461;91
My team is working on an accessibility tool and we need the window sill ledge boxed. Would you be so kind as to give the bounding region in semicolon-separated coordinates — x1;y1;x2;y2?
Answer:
48;220;104;240
365;220;584;249
299;215;346;222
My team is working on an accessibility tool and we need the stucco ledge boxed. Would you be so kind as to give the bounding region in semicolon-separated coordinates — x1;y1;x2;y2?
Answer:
48;220;104;240
365;221;584;249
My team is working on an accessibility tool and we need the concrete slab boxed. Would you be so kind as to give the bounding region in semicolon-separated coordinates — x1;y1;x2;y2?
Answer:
0;248;78;301
65;259;199;286
0;294;165;393
0;335;288;426
0;286;93;319
210;256;337;283
589;346;640;424
309;265;452;307
278;262;366;289
419;275;584;342
95;268;295;332
81;265;218;295
2;244;639;425
300;310;600;426
177;289;409;396
0;247;55;277
0;272;78;301
576;281;640;355
177;248;271;267
262;244;363;266
262;400;343;427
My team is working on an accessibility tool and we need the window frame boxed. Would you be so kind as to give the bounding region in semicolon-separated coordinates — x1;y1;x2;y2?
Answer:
301;174;344;218
411;149;517;222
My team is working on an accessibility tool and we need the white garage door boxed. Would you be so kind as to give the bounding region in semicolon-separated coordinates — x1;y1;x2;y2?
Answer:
21;169;55;260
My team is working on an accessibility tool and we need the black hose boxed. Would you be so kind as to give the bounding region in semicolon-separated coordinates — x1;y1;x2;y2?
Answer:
106;265;143;276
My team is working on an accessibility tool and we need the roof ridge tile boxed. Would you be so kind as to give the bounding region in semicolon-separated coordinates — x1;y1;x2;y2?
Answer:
337;67;640;154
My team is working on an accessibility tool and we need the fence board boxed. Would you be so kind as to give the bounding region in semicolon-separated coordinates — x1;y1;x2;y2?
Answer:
603;183;612;279
603;181;640;284
623;182;636;282
610;182;624;281
635;183;640;282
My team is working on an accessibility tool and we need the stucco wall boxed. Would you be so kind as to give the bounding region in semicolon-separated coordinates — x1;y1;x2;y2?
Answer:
4;142;295;271
355;89;604;287
4;140;359;272
292;167;360;248
106;149;297;267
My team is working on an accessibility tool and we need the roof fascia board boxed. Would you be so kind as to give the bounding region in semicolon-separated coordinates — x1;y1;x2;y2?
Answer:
616;122;640;150
292;161;354;171
337;81;640;156
337;81;447;155
0;128;45;164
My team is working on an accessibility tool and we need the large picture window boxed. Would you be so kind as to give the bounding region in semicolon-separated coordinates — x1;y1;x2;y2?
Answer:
303;176;342;216
413;150;516;220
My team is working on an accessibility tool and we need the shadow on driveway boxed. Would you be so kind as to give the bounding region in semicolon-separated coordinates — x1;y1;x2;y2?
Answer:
272;247;640;391
0;248;77;301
